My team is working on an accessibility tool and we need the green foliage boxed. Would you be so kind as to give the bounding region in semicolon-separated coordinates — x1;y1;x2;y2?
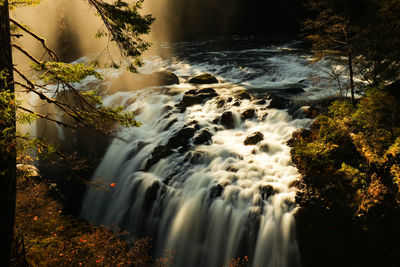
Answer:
291;87;400;215
304;0;400;86
88;0;154;72
0;88;16;160
32;62;103;84
8;0;41;10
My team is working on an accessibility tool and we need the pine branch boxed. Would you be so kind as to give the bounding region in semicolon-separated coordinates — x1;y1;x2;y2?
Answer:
10;18;58;61
17;105;75;129
11;43;42;66
13;68;88;123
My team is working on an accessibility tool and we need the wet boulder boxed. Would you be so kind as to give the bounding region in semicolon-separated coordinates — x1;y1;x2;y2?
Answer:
166;127;196;149
184;120;200;130
144;145;174;171
209;184;224;200
261;112;269;121
155;71;180;85
302;105;322;119
255;99;266;105
259;185;275;200
212;116;220;124
266;93;291;109
259;143;270;153
188;73;218;84
237;91;252;100
244;132;264;145
216;99;225;108
241;109;256;120
187;150;209;164
143;181;161;210
227;166;238;172
232;100;241;107
220;111;235;129
285;86;305;94
164;118;178;131
194;129;212;145
178;88;218;108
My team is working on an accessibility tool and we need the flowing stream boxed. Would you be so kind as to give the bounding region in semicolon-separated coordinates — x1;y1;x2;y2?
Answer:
80;38;330;267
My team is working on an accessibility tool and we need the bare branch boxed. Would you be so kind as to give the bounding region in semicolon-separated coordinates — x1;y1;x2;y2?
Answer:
17;105;75;129
10;18;58;61
11;43;42;65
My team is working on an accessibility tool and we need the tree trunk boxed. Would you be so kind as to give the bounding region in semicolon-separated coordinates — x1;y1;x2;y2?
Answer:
348;52;355;106
0;1;16;266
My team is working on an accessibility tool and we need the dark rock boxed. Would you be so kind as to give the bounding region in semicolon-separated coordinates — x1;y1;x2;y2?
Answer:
241;109;256;120
156;71;180;85
289;180;301;188
198;87;217;94
255;99;266;105
178;88;218;108
143;181;161;210
209;184;224;199
188;73;218;84
285;86;306;94
259;143;269;153
212;117;220;124
259;185;275;200
164;118;178;131
237;91;252;100
303;106;322;119
220;111;235;129
261;113;269;121
266;93;290;109
227;166;238;172
144;145;174;170
287;129;312;147
163;105;173;112
185;120;200;130
163;112;173;119
384;79;400;100
233;100;241;106
166;127;196;149
178;106;187;113
244;132;264;145
216;99;225;108
163;172;178;185
46;183;64;203
194;129;212;145
189;151;208;164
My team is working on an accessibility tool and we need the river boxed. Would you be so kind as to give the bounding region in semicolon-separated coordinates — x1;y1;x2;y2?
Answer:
79;36;331;267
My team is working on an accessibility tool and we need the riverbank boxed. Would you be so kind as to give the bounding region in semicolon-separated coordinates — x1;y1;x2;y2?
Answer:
12;166;174;266
289;85;400;267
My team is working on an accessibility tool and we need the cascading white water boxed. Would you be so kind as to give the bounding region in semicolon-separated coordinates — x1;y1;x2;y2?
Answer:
80;39;330;267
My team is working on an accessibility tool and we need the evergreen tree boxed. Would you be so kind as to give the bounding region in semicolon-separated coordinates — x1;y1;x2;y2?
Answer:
0;0;153;265
303;0;363;105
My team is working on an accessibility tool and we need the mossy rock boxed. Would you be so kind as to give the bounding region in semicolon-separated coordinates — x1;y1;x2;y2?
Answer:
188;73;218;84
156;71;180;85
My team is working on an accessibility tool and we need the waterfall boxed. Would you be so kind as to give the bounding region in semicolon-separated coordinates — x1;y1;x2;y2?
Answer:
80;39;330;267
